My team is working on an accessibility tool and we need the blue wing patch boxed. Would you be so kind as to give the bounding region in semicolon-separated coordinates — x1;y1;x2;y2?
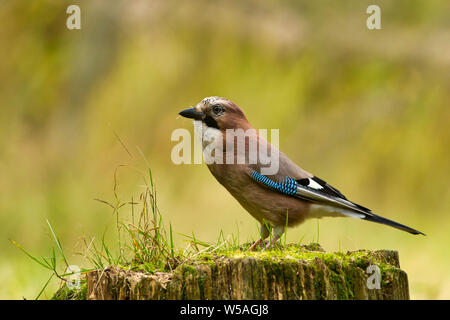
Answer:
250;171;298;196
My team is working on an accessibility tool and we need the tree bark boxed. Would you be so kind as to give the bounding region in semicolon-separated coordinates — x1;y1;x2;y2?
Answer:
85;244;410;300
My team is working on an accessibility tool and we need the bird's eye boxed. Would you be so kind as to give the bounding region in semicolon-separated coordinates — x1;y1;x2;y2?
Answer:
211;104;225;115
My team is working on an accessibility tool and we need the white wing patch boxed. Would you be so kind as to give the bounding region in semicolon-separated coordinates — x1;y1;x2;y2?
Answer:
310;204;365;219
307;178;323;190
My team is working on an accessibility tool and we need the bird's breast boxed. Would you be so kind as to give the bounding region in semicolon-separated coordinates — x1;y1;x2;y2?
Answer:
206;162;311;227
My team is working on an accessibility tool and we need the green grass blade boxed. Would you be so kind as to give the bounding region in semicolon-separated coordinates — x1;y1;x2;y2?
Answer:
46;220;69;267
9;239;52;270
35;273;54;300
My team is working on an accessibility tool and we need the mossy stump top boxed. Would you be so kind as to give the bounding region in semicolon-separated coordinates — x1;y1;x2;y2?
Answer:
85;244;409;300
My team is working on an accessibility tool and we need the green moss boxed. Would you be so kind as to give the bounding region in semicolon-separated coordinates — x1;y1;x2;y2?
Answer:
213;245;377;268
378;264;400;288
195;254;217;268
196;244;403;299
344;273;355;299
51;281;87;300
182;264;198;277
197;273;208;299
313;266;325;299
326;260;349;299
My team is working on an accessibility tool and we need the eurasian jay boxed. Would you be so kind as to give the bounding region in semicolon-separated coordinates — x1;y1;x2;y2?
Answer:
179;97;424;249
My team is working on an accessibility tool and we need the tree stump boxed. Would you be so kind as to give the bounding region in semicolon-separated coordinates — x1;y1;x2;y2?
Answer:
85;244;410;300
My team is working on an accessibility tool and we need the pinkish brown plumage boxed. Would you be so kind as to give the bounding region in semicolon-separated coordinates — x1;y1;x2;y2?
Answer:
179;97;424;249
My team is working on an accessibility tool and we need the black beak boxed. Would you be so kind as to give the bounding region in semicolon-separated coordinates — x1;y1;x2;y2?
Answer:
178;108;205;121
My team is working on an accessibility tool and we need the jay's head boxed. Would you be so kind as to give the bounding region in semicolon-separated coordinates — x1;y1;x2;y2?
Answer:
179;97;251;130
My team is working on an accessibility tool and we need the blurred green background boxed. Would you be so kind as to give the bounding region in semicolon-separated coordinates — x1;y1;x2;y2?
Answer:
1;0;449;299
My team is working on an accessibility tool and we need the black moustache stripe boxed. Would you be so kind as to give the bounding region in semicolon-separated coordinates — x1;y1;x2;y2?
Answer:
203;115;219;129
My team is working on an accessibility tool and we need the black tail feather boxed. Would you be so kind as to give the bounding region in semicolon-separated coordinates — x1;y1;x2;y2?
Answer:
362;213;425;235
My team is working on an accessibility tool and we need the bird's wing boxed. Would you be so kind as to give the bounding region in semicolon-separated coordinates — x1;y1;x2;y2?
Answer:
249;171;424;235
249;171;365;212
